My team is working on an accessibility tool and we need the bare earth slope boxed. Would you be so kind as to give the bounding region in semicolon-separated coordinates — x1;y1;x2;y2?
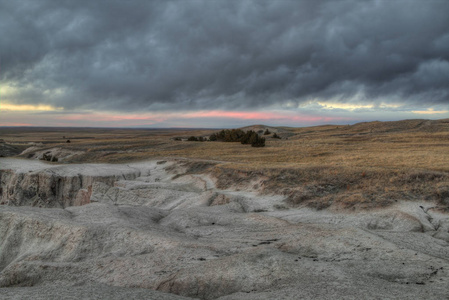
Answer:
1;157;449;299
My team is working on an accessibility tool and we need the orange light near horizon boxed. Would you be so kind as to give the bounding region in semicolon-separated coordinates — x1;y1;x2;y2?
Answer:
412;108;449;115
0;103;58;112
0;122;33;126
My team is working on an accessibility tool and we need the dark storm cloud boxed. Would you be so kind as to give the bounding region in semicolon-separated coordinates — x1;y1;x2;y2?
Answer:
2;0;449;111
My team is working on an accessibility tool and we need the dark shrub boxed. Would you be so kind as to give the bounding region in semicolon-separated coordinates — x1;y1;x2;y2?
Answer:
247;132;265;147
208;129;265;147
241;130;256;144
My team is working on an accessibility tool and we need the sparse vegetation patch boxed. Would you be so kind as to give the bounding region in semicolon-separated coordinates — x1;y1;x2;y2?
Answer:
208;129;266;147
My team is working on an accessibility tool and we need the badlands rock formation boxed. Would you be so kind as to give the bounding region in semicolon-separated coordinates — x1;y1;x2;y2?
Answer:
1;158;449;299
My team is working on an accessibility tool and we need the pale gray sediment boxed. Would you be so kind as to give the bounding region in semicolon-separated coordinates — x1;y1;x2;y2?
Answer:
0;158;448;299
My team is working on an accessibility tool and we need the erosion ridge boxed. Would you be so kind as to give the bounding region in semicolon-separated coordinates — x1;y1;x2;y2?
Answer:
0;158;146;207
1;158;449;299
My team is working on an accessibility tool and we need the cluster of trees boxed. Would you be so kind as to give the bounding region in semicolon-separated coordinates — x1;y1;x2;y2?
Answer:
209;129;265;147
209;129;245;142
184;128;282;147
187;136;206;142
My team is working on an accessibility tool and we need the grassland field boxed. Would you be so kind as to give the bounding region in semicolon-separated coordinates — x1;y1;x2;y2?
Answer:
1;118;448;210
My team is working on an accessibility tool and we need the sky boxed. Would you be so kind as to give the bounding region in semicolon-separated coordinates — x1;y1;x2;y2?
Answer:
1;0;448;128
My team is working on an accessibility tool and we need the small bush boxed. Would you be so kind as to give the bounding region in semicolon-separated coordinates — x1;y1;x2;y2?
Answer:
187;136;198;141
272;133;281;139
241;130;256;144
264;129;271;135
209;133;217;141
251;135;265;147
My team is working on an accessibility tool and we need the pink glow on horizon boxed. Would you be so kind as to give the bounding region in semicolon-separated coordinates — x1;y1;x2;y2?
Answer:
0;109;354;127
56;110;350;123
182;110;350;123
59;113;164;123
183;110;279;120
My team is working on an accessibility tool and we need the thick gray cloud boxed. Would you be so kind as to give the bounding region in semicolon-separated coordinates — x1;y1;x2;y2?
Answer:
1;0;449;112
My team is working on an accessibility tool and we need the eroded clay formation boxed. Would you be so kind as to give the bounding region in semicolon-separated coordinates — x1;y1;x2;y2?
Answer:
1;158;448;299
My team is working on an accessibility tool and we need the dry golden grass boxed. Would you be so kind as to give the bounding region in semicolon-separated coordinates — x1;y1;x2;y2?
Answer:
1;118;448;210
